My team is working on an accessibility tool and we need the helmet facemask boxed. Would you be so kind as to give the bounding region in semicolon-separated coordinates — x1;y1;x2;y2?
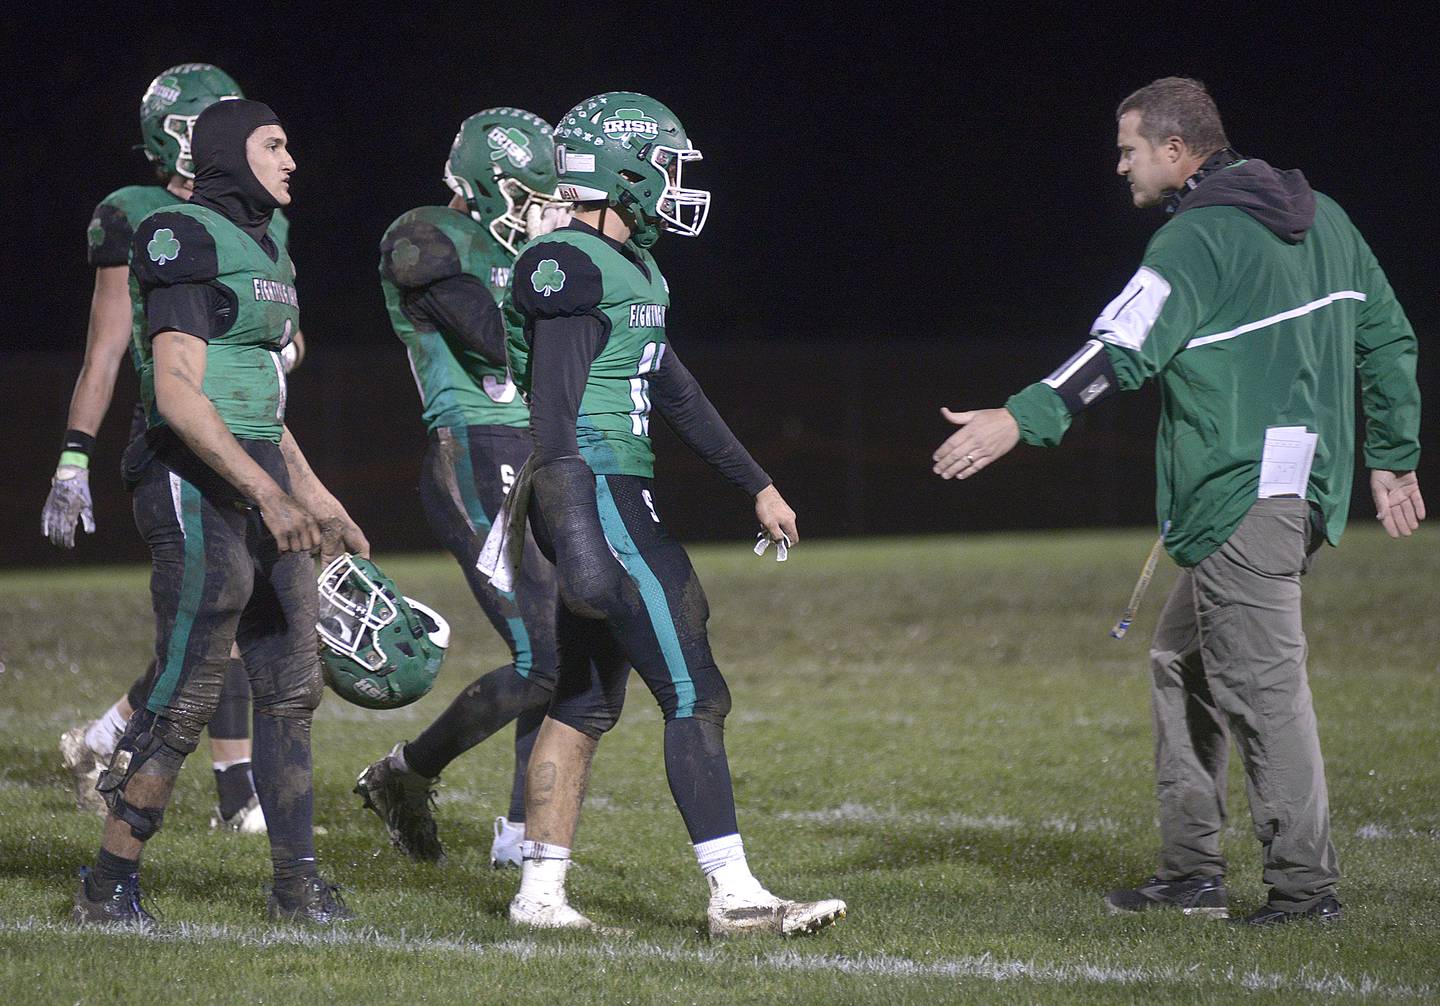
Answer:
317;554;402;671
648;143;710;237
446;158;567;257
162;114;199;179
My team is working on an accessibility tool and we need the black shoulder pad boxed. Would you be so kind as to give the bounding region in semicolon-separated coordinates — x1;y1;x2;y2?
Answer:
512;241;604;321
380;216;462;290
130;213;219;291
87;201;135;268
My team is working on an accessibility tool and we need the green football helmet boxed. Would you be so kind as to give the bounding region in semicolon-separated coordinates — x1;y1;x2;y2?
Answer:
316;554;451;710
140;63;244;180
445;107;566;256
553;91;710;248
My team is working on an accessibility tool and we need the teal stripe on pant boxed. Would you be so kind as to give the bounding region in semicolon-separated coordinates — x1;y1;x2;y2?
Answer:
148;477;206;712
452;426;534;677
594;476;695;717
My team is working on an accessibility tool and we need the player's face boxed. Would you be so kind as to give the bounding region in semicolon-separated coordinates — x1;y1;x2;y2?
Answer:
1115;110;1172;209
247;125;295;206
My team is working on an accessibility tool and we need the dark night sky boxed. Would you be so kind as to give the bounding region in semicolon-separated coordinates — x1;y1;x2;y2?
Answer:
6;8;1434;360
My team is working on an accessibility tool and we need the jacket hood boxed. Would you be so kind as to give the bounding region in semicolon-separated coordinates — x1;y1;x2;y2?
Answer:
1176;156;1316;244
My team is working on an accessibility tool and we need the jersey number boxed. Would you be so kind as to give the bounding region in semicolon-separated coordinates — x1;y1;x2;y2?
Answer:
629;342;666;435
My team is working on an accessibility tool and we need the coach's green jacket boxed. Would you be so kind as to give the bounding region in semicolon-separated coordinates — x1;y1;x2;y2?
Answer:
1006;159;1420;566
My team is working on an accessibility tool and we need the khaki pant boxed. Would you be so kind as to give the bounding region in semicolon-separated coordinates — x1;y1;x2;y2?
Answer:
1148;497;1339;909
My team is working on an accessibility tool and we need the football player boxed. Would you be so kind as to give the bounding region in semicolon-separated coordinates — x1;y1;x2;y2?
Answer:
46;64;298;833
502;92;845;937
355;108;573;868
71;98;364;928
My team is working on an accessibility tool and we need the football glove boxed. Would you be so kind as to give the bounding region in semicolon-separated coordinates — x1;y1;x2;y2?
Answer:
42;465;95;548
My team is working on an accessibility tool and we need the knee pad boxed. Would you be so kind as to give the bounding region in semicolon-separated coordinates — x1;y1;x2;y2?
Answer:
251;654;324;720
96;711;187;840
548;700;622;740
686;684;732;727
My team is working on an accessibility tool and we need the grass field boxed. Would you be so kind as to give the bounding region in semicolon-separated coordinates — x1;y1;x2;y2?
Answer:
2;527;1438;1004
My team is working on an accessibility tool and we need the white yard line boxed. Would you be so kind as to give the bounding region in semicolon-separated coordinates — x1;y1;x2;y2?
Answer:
0;917;1432;1000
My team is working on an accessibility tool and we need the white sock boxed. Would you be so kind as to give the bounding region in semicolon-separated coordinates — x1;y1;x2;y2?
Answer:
517;842;570;902
391;744;411;774
85;703;129;758
212;757;250;772
695;834;766;898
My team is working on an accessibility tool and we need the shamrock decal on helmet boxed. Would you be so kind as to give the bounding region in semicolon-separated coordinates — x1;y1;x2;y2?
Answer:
531;258;565;297
390;237;420;272
487;126;533;168
147;228;181;265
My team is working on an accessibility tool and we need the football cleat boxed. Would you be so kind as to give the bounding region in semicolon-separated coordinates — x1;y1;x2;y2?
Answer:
267;875;355;925
210;794;268;834
491;816;525;869
706;887;847;939
1104;874;1229;918
71;866;156;931
354;742;445;863
508;893;626;934
59;724;108;815
1239;894;1342;925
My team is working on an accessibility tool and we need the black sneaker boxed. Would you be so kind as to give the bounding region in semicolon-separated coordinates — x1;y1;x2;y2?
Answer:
1240;894;1342;926
1104;874;1229;918
354;742;444;863
267;874;355;925
71;866;157;931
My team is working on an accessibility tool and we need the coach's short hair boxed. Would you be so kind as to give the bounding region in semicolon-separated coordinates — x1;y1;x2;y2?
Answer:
1117;77;1229;155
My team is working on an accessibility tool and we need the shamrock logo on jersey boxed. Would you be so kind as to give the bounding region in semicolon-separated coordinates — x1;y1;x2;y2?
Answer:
531;258;565;297
602;108;659;144
391;238;420;272
147;228;181;265
487;126;533;168
87;218;105;249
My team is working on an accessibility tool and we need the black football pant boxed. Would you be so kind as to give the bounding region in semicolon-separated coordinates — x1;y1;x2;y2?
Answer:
406;425;560;818
531;463;738;843
123;404;250;743
128;439;320;868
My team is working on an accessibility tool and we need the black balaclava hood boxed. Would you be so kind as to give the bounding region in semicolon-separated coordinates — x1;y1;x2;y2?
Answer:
190;99;284;242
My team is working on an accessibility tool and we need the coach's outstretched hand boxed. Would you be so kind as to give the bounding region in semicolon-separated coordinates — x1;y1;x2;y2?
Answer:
933;407;1021;480
755;484;798;547
1371;469;1427;538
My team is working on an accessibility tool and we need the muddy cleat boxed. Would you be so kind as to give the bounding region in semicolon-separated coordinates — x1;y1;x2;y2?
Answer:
267;874;355;925
1105;874;1229;918
1240;894;1342;926
59;725;108;815
71;866;156;931
211;794;268;834
706;888;847;938
491;816;525;869
354;742;444;863
509;893;627;934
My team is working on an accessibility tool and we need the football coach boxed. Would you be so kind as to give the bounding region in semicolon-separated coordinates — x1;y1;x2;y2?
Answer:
931;76;1423;924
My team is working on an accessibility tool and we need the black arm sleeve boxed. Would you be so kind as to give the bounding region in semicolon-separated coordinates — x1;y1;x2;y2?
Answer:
650;348;771;495
408;273;508;365
145;282;233;342
529;314;608;466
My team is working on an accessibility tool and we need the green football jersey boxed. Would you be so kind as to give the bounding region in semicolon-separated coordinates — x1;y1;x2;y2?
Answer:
509;225;671;477
378;205;528;430
87;184;289;380
1007;180;1420;566
130;204;300;442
